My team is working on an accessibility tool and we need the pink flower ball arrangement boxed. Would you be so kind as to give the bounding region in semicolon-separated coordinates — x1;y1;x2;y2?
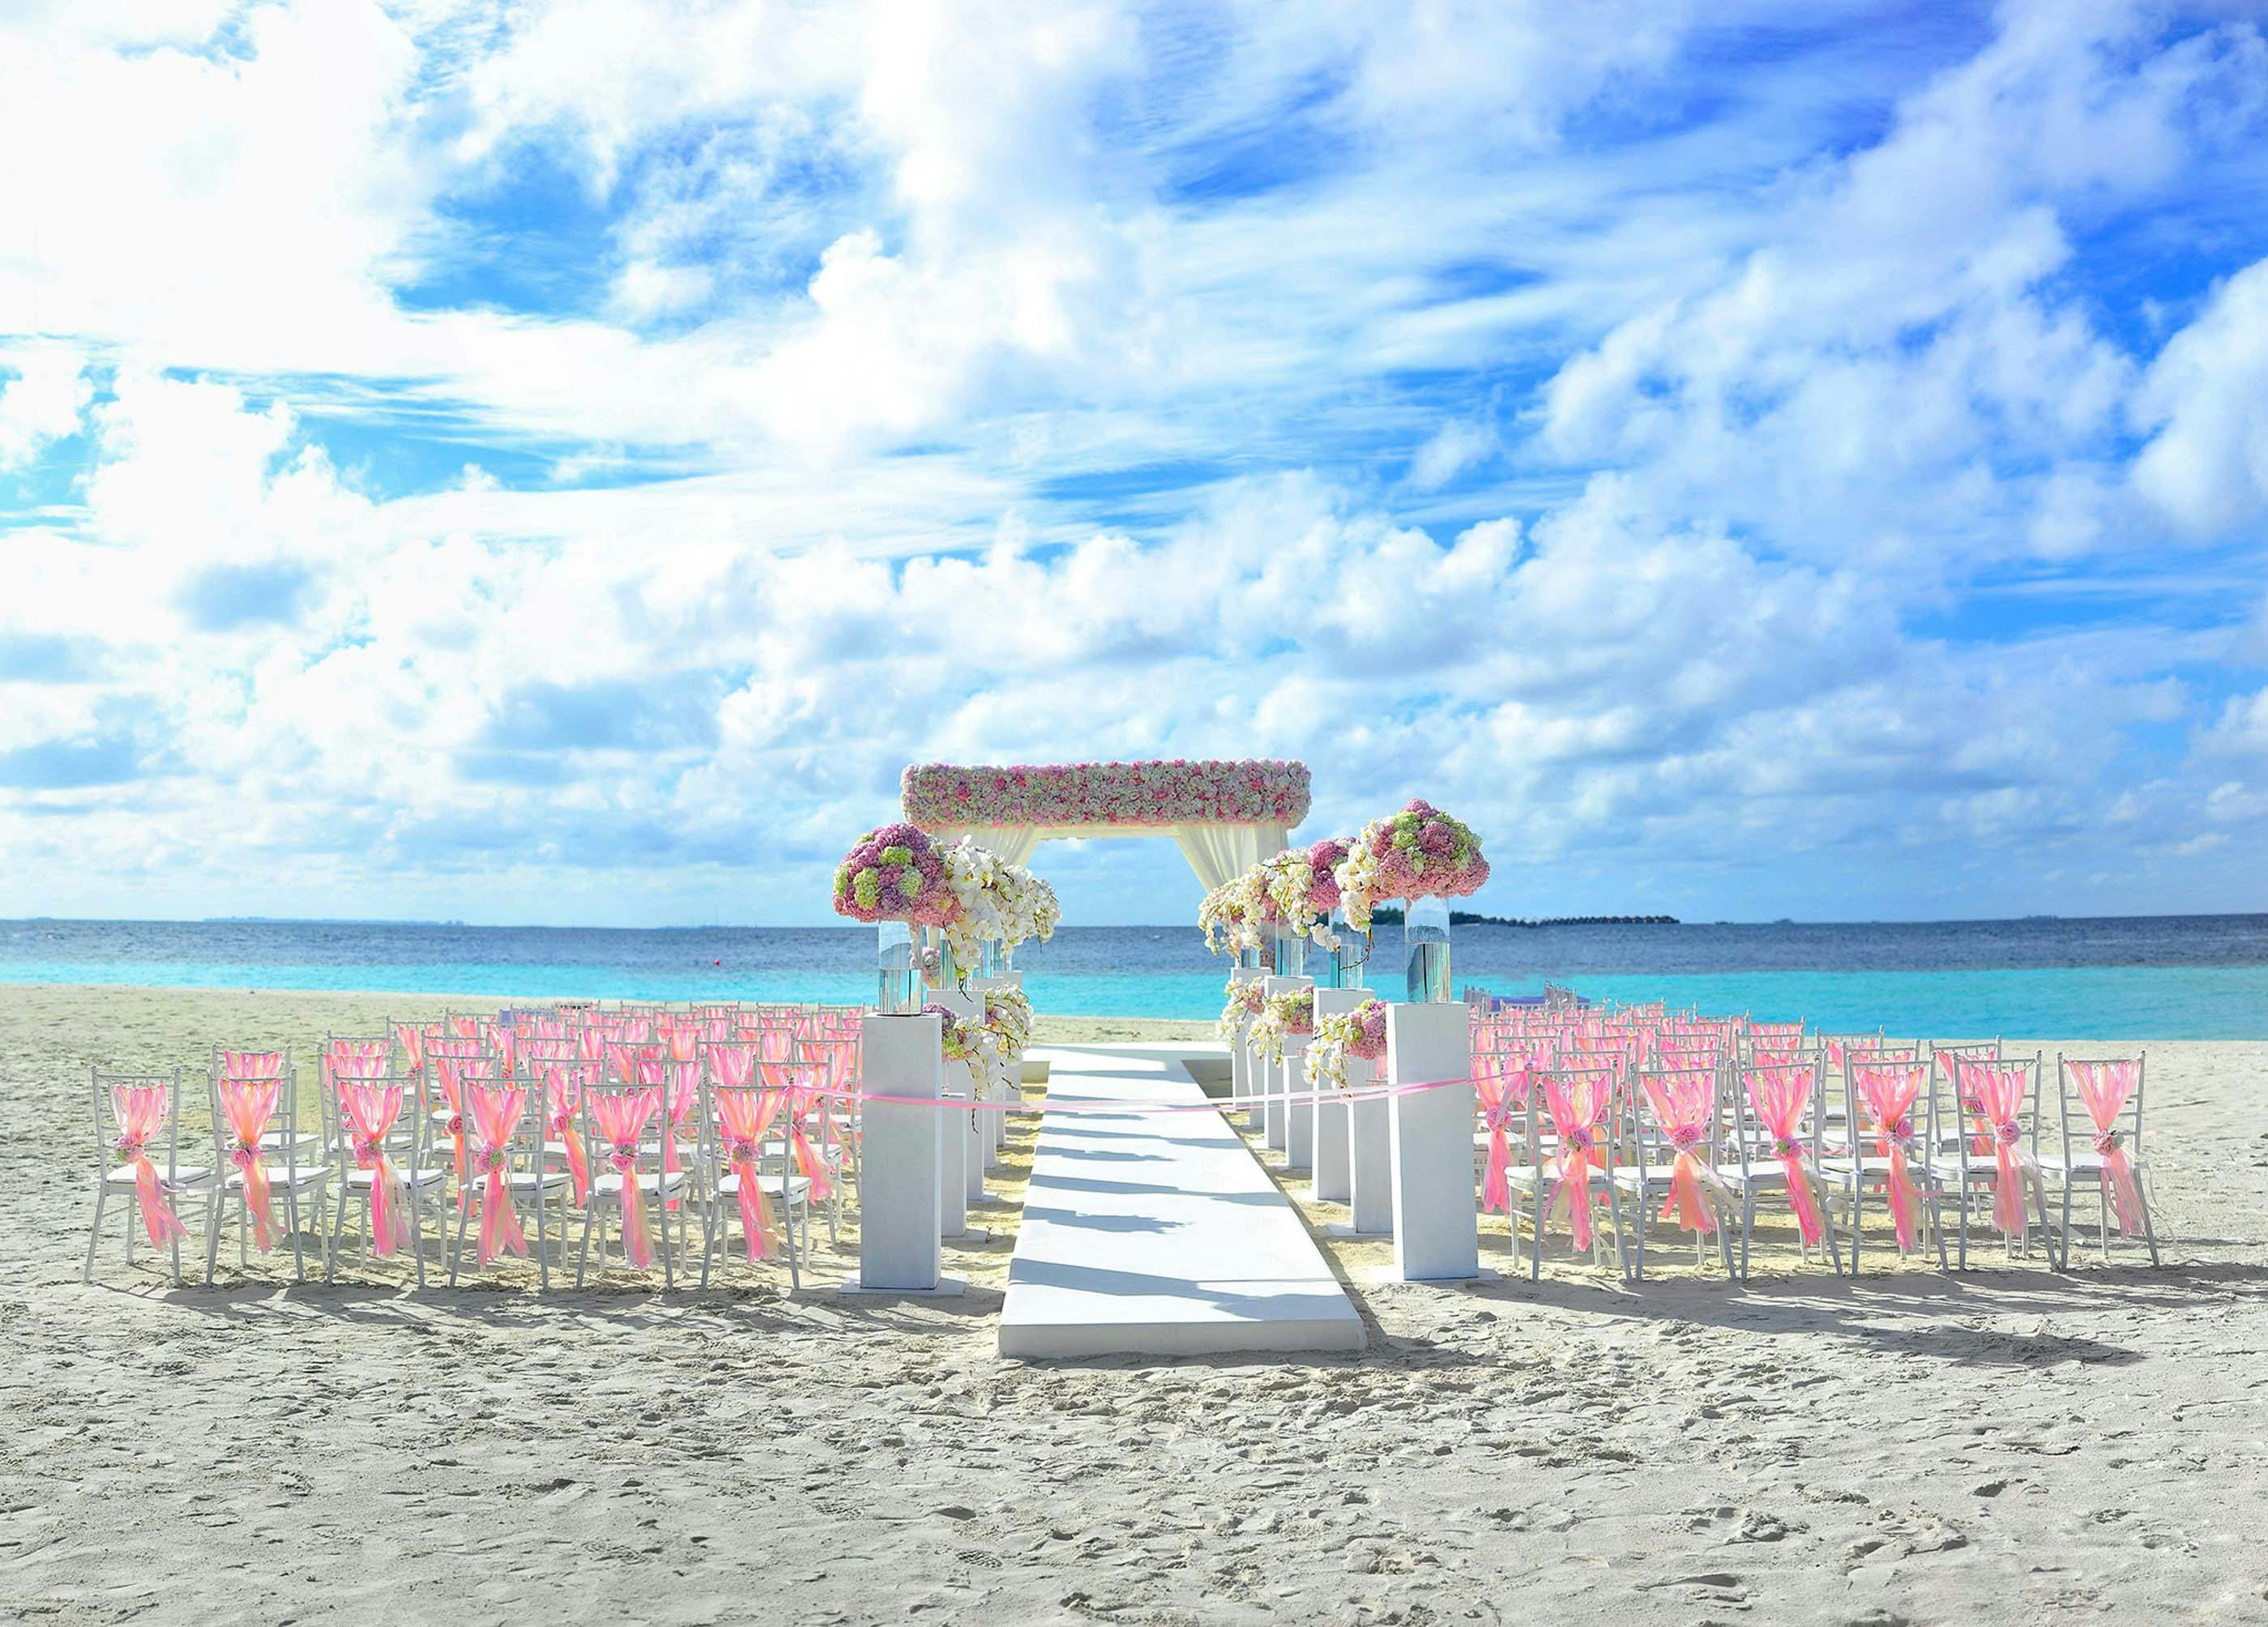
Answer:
1304;835;1350;913
903;759;1312;829
1334;800;1490;931
831;822;960;927
1343;997;1388;1061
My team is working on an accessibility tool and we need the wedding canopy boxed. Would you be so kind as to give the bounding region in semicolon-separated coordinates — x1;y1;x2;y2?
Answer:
902;759;1309;890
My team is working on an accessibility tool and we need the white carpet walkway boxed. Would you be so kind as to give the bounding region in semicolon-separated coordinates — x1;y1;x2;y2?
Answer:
998;1044;1366;1360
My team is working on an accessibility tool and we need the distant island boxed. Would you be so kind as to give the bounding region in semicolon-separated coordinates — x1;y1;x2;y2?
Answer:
1364;907;1680;927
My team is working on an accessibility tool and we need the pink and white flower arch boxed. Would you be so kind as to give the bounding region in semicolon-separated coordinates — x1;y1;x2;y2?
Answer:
902;759;1310;890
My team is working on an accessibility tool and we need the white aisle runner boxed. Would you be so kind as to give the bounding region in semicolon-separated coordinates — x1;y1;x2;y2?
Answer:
999;1044;1367;1359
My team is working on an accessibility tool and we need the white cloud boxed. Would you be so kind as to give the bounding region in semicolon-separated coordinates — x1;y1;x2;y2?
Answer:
0;342;90;468
2133;257;2268;536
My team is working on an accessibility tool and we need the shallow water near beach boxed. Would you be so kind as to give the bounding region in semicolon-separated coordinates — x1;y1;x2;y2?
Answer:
5;914;2266;1036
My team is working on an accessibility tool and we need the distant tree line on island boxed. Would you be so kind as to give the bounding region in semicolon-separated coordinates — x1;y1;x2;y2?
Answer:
1364;907;1680;927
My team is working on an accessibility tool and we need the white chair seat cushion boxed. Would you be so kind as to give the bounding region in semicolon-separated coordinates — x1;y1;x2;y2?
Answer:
228;1164;330;1189
347;1164;449;1189
2036;1151;2119;1173
592;1169;689;1198
716;1171;813;1200
1506;1161;1608;1187
105;1164;216;1189
1927;1156;2011;1181
1609;1163;1688;1186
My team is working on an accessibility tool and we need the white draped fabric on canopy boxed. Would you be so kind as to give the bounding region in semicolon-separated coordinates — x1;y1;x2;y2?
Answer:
920;822;1289;890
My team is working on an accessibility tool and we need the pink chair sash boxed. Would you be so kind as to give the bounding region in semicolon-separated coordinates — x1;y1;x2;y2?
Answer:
1640;1070;1723;1235
1744;1065;1826;1245
1957;1060;2038;1238
1540;1071;1609;1250
468;1086;529;1265
110;1083;190;1248
590;1089;661;1269
543;1065;590;1205
1854;1062;1927;1253
2066;1061;2146;1234
394;1023;426;1080
217;1077;281;1251
339;1082;413;1258
1472;1058;1528;1216
716;1078;788;1262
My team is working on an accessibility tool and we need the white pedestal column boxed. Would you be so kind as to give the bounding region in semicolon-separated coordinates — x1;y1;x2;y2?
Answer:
1262;975;1313;1151
1382;1001;1482;1282
935;988;985;1242
1227;966;1261;1120
1282;1038;1313;1171
1346;1052;1393;1236
844;1011;957;1295
1311;989;1367;1203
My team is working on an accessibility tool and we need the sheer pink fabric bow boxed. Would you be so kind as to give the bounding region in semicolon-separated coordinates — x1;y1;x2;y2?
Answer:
1745;1065;1826;1245
220;1049;284;1081
1854;1062;1927;1253
543;1065;590;1205
1642;1070;1723;1235
1958;1060;2039;1238
2066;1061;2146;1233
1472;1057;1529;1216
660;1061;698;1211
432;1057;475;1202
339;1081;413;1258
714;1045;787;1262
394;1023;426;1080
590;1088;660;1269
1541;1071;1610;1251
760;1052;833;1202
217;1076;281;1251
110;1083;190;1248
468;1085;528;1265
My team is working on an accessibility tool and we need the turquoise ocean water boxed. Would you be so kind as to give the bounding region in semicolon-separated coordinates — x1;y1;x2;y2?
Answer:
3;916;2266;1039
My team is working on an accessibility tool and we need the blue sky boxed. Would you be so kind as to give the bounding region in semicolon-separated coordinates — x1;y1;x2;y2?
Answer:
2;0;2266;927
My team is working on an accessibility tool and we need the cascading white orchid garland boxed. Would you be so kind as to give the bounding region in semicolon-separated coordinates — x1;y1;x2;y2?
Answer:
1217;975;1266;1043
1248;986;1316;1065
1305;997;1389;1094
941;838;1062;970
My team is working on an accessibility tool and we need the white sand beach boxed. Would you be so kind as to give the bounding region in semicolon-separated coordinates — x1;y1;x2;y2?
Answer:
5;984;2266;1623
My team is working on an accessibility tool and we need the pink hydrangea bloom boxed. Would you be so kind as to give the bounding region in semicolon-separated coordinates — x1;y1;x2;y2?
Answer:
831;822;961;926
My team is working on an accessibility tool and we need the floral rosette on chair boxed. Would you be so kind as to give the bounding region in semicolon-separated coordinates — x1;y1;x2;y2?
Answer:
1217;976;1266;1043
1248;987;1317;1065
1304;997;1387;1094
1331;800;1490;931
832;823;960;927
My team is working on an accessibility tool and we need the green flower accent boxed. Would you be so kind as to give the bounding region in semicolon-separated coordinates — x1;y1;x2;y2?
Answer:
896;865;924;900
879;844;913;865
852;869;882;909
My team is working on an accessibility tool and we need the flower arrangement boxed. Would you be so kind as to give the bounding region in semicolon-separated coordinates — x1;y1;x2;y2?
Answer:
984;985;1033;1063
1262;835;1353;948
833;823;959;926
939;839;1061;970
1332;800;1490;932
904;759;1311;829
922;1002;993;1072
1248;986;1317;1064
1216;976;1266;1043
1305;997;1389;1094
1198;870;1275;956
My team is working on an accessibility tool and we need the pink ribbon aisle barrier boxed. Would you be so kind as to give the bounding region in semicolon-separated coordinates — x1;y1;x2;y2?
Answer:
714;1047;787;1262
339;1081;414;1257
468;1086;530;1265
1959;1060;2039;1239
590;1088;661;1269
110;1083;190;1248
1855;1062;1928;1253
1541;1070;1610;1251
1745;1065;1828;1245
2067;1061;2146;1233
1641;1069;1724;1235
217;1075;282;1251
1472;1057;1529;1216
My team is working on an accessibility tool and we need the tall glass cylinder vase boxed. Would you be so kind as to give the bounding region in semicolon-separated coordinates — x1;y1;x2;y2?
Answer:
1403;895;1452;1002
1236;940;1262;973
876;920;918;1013
921;929;962;995
979;938;1006;980
1322;907;1369;989
1272;925;1308;978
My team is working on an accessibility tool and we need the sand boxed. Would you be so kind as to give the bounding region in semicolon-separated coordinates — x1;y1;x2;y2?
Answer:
4;983;2265;1624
